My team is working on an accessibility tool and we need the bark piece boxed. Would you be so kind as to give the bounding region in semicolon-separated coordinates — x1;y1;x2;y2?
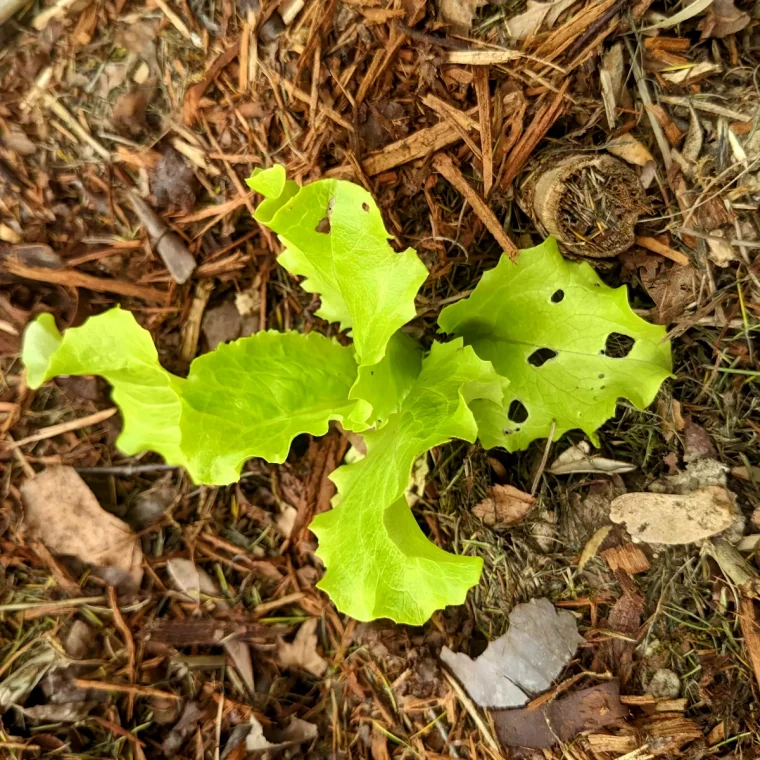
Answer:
610;486;737;545
492;681;627;748
517;152;648;257
602;543;650;574
128;193;196;284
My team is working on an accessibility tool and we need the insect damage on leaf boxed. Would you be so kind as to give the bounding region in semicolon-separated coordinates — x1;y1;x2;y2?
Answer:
250;166;429;429
21;166;674;627
311;339;508;625
438;237;672;452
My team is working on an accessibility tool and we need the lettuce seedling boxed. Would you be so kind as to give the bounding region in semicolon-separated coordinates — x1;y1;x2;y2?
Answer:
21;166;672;625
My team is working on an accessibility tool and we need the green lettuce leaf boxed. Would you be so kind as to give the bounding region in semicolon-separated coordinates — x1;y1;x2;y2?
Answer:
179;330;358;484
344;331;423;431
311;339;508;625
438;238;672;451
23;310;187;466
22;309;359;485
251;167;428;369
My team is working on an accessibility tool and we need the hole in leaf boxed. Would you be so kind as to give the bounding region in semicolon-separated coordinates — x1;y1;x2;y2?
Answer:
315;217;331;233
361;202;369;212
605;332;635;358
508;399;529;423
291;434;311;458
598;373;605;379
528;347;558;367
551;289;565;303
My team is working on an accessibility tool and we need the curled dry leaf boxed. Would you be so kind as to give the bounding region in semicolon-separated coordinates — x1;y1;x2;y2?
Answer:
162;701;205;756
437;0;485;30
20;466;143;589
277;618;328;678
700;0;750;38
610;486;737;544
0;645;59;709
549;441;635;475
504;1;550;38
662;62;721;85
600;43;624;129
505;0;578;35
471;484;535;528
606;134;655;167
440;598;584;708
245;715;318;752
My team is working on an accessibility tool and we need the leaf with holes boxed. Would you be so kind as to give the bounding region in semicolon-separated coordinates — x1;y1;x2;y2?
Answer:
311;339;508;624
250;166;429;371
438;238;672;451
23;308;360;485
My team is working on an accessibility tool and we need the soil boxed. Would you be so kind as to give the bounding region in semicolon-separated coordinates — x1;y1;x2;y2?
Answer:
1;0;760;757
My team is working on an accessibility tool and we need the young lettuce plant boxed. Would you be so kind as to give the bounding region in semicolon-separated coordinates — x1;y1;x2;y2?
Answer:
21;165;672;625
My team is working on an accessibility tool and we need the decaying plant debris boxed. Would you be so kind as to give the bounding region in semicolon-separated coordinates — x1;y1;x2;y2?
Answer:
1;0;760;753
517;152;649;257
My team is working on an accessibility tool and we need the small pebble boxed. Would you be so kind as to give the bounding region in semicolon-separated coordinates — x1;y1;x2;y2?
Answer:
646;668;681;699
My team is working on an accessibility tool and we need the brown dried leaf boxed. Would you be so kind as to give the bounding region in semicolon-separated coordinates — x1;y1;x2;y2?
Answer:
152;147;197;210
111;87;150;136
639;259;699;324
700;0;750;37
277;618;328;678
504;0;578;38
20;466;143;589
607;134;654;166
115;19;158;55
600;43;624;128
682;108;703;165
504;1;551;38
23;701;97;722
683;418;717;462
245;715;318;752
471;484;535;528
437;0;485;30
